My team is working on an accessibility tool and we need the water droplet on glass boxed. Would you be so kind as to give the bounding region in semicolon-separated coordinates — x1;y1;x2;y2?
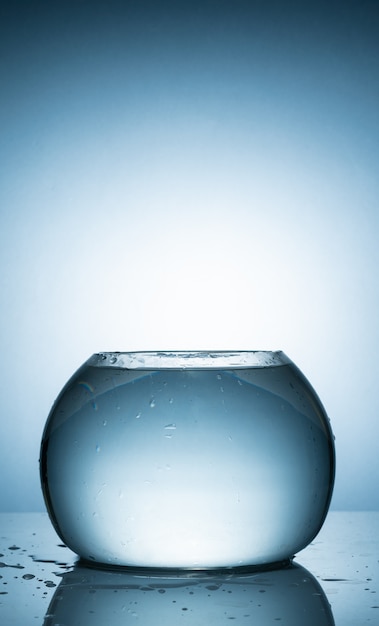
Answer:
135;412;141;419
149;398;156;408
164;423;176;430
102;420;107;426
109;356;117;364
169;397;174;404
95;445;101;453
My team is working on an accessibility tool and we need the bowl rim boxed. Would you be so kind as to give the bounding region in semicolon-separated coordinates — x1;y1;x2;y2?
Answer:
87;351;291;369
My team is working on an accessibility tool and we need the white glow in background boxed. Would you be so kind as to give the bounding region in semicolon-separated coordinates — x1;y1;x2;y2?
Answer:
1;0;379;510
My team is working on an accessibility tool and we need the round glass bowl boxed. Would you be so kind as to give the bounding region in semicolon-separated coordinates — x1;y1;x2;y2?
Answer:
40;351;335;570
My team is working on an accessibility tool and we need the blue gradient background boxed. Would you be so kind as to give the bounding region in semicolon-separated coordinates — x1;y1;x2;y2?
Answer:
1;0;378;511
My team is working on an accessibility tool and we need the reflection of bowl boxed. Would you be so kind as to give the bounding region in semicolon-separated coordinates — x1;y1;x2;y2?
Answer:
40;351;335;569
44;562;335;626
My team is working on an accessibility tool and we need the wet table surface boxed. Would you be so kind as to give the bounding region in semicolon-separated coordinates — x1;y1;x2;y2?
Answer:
0;511;378;625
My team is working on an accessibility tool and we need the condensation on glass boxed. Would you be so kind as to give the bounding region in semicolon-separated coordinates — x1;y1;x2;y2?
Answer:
40;351;335;569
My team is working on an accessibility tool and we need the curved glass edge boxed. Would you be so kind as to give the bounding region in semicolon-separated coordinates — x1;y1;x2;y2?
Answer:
76;556;292;575
86;350;291;369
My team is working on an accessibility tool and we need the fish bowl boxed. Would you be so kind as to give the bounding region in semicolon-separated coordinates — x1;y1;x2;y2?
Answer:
40;351;335;569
